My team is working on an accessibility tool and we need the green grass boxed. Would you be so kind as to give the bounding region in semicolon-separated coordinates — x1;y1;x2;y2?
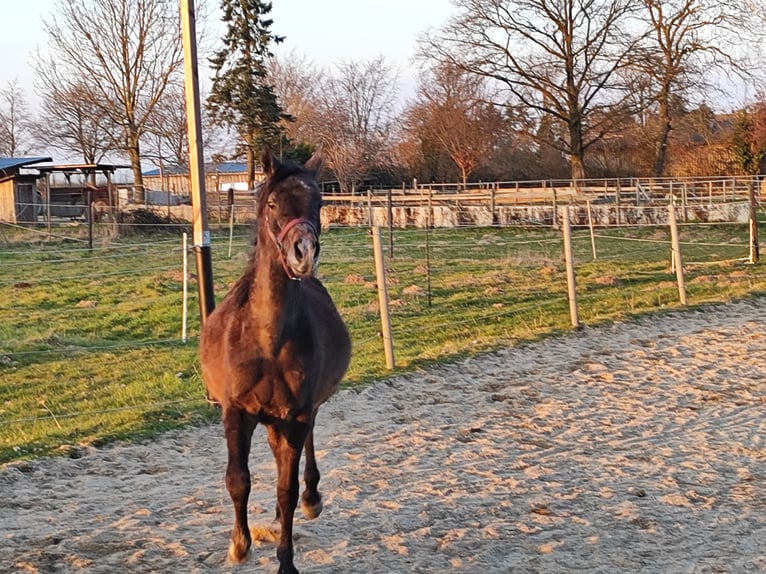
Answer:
1;218;766;464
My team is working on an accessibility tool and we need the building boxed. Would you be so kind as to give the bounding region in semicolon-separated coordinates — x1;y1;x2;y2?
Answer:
142;162;264;197
0;157;52;223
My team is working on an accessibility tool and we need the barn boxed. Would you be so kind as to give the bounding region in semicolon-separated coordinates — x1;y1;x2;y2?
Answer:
0;157;52;223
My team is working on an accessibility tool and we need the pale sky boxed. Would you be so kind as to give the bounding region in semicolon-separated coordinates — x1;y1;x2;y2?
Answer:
1;0;455;110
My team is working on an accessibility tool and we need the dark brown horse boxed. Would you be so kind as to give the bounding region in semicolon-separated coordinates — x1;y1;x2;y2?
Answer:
199;148;351;574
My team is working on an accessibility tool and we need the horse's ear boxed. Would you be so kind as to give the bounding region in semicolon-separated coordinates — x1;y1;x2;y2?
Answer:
304;148;323;175
261;146;278;177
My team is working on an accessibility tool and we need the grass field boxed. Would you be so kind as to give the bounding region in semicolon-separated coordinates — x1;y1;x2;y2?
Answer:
1;218;765;464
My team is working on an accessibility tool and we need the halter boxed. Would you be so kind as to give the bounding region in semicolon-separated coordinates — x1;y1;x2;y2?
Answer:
266;216;318;281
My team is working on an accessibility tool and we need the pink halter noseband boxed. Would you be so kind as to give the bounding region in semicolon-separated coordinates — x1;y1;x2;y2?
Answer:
266;216;318;280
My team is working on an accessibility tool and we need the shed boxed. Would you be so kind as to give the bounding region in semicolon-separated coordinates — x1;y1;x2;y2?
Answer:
0;157;53;223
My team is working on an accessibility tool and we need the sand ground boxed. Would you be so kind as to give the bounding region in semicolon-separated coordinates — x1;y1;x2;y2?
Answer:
2;299;766;573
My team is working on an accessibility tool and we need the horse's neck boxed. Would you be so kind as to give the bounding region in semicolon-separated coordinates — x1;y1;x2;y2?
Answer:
248;242;295;339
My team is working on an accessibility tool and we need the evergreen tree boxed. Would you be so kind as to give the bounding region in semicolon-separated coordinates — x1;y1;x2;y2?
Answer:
207;0;284;188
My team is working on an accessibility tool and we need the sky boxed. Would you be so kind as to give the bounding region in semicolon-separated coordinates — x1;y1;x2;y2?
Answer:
1;0;455;110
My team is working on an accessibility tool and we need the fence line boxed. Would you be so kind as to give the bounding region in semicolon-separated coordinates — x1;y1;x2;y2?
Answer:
1;219;764;460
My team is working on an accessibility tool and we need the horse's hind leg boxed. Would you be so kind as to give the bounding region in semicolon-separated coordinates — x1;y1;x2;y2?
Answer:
301;414;323;520
223;407;257;563
267;421;309;574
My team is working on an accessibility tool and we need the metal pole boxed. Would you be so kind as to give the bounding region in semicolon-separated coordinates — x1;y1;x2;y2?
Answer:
181;0;215;323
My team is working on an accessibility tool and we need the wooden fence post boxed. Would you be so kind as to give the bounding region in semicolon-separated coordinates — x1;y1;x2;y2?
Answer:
587;200;597;260
668;202;688;305
372;226;396;369
367;190;373;227
561;206;580;328
490;183;496;225
616;178;622;225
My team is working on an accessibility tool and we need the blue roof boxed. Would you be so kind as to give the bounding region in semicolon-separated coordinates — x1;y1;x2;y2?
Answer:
0;157;53;171
142;161;249;177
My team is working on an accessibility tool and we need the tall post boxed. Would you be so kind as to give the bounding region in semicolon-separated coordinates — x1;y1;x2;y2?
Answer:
372;226;395;369
181;0;215;323
561;206;579;328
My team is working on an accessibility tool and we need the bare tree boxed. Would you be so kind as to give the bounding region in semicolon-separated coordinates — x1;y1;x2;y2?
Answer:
313;56;398;193
267;51;325;161
405;63;498;186
33;77;115;167
40;0;184;202
637;0;763;176
419;0;641;181
0;80;36;157
144;84;190;169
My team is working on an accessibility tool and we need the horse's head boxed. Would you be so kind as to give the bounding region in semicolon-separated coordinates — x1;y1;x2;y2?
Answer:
257;147;323;280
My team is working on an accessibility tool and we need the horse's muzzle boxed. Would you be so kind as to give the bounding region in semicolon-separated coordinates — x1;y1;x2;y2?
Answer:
284;223;318;279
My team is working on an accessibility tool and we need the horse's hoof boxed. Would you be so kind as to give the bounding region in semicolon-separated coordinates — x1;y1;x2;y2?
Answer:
301;497;323;520
227;541;251;564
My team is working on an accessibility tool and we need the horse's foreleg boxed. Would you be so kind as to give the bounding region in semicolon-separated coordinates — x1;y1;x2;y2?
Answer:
267;422;308;574
223;407;257;564
301;413;323;520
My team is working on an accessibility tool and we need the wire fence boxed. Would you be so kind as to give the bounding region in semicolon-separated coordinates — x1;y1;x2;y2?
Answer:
1;216;765;462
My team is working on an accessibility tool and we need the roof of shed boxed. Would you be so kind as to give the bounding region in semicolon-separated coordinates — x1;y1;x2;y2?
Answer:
0;157;53;171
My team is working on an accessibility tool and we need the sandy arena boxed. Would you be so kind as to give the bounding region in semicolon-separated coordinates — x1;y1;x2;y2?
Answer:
2;298;766;573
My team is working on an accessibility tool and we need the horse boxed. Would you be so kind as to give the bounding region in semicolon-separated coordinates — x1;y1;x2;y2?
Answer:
199;147;351;574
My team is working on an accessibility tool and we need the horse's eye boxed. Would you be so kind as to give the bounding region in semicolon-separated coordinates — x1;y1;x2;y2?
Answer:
267;201;276;210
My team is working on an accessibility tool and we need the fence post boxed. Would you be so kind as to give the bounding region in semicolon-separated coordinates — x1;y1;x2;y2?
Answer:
616;179;622;225
561;206;580;328
748;179;760;263
182;232;189;342
372;226;395;369
367;190;373;226
490;183;496;225
668;202;688;305
387;187;394;258
87;187;93;250
227;191;235;259
587;200;597;260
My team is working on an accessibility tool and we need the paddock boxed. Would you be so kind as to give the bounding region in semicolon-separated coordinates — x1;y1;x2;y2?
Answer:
2;298;766;573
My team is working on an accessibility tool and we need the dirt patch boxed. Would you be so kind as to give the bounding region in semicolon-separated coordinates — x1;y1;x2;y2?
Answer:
2;299;766;573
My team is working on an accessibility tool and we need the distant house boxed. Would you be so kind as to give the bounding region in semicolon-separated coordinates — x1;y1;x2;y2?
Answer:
142;162;264;197
0;157;52;223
